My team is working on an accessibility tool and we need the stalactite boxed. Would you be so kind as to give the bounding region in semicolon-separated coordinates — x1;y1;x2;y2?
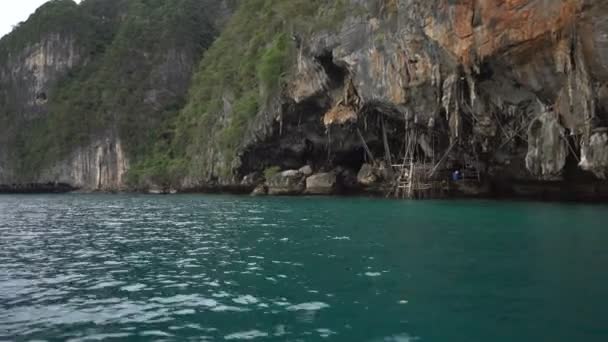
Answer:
465;67;476;110
441;74;456;122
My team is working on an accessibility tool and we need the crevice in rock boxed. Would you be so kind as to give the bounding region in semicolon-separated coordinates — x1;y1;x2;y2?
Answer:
315;50;347;90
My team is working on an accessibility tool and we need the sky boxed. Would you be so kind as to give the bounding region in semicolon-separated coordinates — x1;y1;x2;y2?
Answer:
0;0;81;39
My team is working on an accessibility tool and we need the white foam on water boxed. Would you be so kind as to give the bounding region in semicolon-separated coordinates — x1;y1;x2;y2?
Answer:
365;272;382;277
151;295;219;308
66;333;133;342
190;299;219;308
273;301;291;306
273;325;287;337
317;328;337;338
224;330;268;340
151;294;196;304
379;333;419;342
212;291;231;298
139;330;173;337
163;283;188;289
103;261;123;266
232;295;259;305
120;284;146;292
87;281;125;290
174;309;195;315
286;302;330;311
211;305;249;312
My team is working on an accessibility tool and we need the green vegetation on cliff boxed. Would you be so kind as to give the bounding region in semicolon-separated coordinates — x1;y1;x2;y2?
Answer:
0;0;351;189
0;0;84;62
130;0;352;187
1;0;220;181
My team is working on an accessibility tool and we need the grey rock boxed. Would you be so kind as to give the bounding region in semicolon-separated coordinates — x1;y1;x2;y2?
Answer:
266;170;305;195
299;165;314;176
580;132;608;179
525;111;567;180
305;172;337;195
241;172;263;186
357;164;380;187
251;184;268;196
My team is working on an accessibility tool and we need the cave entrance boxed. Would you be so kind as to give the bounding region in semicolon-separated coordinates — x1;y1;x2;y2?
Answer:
331;146;367;170
316;51;348;89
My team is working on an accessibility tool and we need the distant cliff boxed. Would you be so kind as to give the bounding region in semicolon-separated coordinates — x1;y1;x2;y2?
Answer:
2;0;608;199
0;0;232;191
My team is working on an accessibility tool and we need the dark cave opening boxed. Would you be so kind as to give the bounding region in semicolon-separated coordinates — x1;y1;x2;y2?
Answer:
562;134;596;182
316;50;348;89
331;147;367;170
36;92;47;101
477;61;494;81
595;106;608;128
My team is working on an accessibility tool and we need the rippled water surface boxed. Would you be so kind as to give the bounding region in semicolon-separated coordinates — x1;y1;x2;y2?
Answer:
1;195;608;341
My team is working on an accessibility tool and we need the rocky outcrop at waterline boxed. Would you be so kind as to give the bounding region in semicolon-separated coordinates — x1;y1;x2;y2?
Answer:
0;182;76;194
2;0;608;200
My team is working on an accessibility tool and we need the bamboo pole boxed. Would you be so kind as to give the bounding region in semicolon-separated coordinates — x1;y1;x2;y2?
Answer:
356;128;375;163
408;158;414;198
381;116;392;166
428;141;457;178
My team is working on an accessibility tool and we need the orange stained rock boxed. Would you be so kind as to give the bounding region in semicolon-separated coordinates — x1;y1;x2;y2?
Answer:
453;1;475;39
424;0;581;65
323;104;358;127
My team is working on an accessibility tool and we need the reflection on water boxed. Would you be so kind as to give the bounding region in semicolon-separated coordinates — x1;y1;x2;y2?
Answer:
1;194;608;341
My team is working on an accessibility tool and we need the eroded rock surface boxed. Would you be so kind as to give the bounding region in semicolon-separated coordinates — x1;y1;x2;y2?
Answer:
305;172;337;195
3;0;608;199
580;132;608;179
39;138;129;191
525;111;568;180
267;170;305;195
230;0;608;199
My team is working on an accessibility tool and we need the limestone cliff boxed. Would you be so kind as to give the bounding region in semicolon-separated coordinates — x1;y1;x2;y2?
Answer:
171;0;608;199
1;33;81;118
2;0;608;199
0;0;232;192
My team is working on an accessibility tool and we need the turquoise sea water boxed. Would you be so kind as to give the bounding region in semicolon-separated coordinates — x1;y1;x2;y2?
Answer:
1;194;607;341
